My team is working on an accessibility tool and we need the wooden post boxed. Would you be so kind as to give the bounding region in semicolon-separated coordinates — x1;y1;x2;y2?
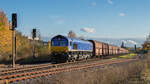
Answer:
12;28;16;68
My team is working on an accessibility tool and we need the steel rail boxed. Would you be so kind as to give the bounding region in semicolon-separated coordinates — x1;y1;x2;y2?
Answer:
0;58;102;75
0;59;137;84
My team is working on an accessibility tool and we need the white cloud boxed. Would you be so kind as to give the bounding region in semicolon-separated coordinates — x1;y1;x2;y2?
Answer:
127;40;137;45
107;0;113;4
121;40;137;45
120;13;126;16
91;2;96;6
80;27;95;33
122;40;127;44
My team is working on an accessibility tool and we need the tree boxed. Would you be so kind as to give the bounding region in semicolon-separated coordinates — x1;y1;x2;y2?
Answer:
0;10;12;56
68;30;76;38
121;41;125;48
0;10;9;29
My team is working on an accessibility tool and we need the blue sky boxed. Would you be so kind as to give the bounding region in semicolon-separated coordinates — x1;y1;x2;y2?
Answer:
1;0;150;38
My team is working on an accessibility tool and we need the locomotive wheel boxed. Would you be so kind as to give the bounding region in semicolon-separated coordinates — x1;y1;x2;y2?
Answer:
72;58;76;62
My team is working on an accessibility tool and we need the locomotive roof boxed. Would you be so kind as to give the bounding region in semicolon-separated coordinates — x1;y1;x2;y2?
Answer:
51;35;92;44
89;40;121;48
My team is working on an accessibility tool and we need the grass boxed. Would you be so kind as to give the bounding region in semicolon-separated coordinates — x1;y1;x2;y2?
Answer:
111;53;137;60
119;53;137;59
111;57;117;60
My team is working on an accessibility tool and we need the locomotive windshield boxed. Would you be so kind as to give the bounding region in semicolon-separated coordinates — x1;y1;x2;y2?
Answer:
51;36;68;46
51;41;68;46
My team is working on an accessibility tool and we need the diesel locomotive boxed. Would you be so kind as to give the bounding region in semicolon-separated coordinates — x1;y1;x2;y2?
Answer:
50;35;128;63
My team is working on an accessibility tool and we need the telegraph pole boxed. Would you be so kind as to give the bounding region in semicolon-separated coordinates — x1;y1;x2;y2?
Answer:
11;13;17;68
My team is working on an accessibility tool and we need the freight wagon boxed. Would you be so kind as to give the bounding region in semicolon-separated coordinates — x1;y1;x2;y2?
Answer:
50;35;129;63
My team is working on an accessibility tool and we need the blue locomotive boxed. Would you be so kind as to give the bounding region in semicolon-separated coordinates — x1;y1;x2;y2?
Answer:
51;35;93;62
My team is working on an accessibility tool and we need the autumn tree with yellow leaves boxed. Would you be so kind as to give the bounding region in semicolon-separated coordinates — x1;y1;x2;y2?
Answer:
0;10;12;57
0;10;32;62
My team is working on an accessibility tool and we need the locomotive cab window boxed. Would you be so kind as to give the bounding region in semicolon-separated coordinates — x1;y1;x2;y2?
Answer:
70;42;72;46
51;36;68;46
73;43;77;49
51;40;68;46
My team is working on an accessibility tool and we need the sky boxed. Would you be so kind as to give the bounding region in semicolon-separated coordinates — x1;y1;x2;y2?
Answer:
0;0;150;39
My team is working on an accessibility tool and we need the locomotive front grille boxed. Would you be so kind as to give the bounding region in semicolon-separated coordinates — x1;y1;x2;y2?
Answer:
51;46;68;53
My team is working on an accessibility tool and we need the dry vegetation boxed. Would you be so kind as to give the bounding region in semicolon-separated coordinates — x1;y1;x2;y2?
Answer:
17;42;51;64
22;54;150;84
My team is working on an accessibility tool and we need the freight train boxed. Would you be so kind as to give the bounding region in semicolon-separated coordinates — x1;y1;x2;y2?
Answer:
50;35;128;63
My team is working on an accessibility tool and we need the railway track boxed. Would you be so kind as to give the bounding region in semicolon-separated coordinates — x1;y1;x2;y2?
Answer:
0;58;108;76
0;58;137;84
